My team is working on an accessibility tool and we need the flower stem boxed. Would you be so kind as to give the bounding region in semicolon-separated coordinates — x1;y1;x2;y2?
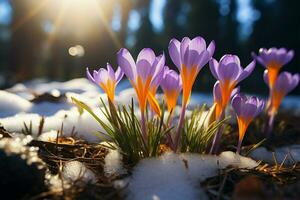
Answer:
236;140;242;154
209;111;225;154
266;113;275;138
141;110;147;144
173;104;186;152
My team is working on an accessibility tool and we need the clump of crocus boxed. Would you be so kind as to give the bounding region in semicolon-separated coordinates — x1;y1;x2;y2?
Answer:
231;94;265;153
117;48;165;142
209;55;256;118
264;70;299;134
252;48;294;89
168;36;215;151
86;64;124;102
160;66;182;114
209;55;255;153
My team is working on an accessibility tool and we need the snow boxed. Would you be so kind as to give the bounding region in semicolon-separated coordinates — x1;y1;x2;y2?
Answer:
126;151;258;200
249;145;300;165
47;160;97;191
38;130;58;142
0;108;108;143
104;146;126;177
0;91;32;117
62;160;97;184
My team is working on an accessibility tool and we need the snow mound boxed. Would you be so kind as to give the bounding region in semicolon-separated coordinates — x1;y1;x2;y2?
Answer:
0;108;108;143
250;145;300;165
127;151;258;200
0;90;32;117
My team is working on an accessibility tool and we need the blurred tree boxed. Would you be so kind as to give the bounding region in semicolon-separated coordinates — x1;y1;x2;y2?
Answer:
9;0;45;82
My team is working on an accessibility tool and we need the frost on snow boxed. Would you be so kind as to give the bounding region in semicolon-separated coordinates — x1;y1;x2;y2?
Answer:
126;151;258;200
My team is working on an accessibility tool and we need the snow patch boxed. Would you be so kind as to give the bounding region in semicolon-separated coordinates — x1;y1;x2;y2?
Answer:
0;108;108;143
127;151;258;200
0;90;32;117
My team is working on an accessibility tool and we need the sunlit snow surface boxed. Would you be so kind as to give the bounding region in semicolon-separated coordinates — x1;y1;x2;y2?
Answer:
126;151;258;200
1;78;300;142
1;78;300;199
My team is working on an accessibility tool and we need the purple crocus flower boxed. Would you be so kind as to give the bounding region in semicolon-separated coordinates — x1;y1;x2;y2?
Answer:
252;48;294;89
86;63;124;102
209;55;255;117
168;36;214;151
264;70;299;115
168;36;215;106
160;66;182;112
117;48;165;140
117;48;165;113
231;94;265;153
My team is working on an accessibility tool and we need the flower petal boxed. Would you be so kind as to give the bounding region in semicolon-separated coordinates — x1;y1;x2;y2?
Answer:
189;36;206;54
207;40;215;57
213;81;222;103
86;68;95;82
106;63;116;82
115;66;124;84
209;58;219;79
236;60;256;83
218;62;241;83
180;37;191;63
168;38;181;69
136;48;156;81
117;48;136;81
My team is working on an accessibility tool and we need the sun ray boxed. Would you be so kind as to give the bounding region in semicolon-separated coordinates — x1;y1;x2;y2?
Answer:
12;0;50;32
94;0;122;50
46;1;69;46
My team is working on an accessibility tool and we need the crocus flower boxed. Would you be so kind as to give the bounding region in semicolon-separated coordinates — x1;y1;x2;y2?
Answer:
252;48;294;89
210;81;239;154
210;55;255;117
169;36;215;151
86;64;124;102
117;48;165;140
160;66;182;112
169;36;215;106
213;81;239;119
231;94;265;153
264;70;299;115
